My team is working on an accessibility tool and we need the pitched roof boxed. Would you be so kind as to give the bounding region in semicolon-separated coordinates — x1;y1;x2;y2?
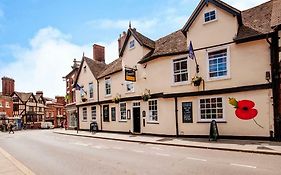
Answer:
119;28;155;57
271;0;281;27
98;58;122;79
74;56;107;85
235;0;281;41
139;30;187;64
84;57;107;78
14;92;34;102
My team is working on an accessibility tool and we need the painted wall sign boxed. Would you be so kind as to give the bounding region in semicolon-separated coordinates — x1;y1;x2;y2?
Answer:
125;68;136;82
182;102;193;123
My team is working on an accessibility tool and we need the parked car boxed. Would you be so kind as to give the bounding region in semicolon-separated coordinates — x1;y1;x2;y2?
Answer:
41;122;54;129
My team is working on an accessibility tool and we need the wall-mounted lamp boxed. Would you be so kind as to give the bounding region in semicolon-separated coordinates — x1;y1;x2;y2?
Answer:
266;71;271;82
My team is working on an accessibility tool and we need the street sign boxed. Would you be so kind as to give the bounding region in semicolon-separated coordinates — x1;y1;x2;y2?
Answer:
125;68;136;82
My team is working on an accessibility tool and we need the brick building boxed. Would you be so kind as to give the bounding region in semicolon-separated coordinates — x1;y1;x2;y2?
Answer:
63;58;80;129
45;96;66;128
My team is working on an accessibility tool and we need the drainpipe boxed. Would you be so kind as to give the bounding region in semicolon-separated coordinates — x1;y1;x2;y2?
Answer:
97;80;102;131
76;106;79;133
268;31;281;141
175;97;179;137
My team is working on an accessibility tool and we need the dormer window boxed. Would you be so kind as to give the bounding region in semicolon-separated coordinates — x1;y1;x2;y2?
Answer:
129;40;135;49
204;10;216;23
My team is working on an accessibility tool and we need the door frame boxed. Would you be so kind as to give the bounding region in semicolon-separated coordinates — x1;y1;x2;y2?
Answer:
132;101;141;133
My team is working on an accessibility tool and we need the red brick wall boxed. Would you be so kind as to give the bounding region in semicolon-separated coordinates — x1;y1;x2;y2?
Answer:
0;96;13;117
93;44;105;63
1;77;15;96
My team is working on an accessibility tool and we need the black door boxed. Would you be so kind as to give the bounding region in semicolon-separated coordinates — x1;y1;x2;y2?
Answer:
133;107;140;133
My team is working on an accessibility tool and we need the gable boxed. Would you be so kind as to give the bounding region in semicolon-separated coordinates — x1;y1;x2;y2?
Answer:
184;2;239;49
182;0;241;33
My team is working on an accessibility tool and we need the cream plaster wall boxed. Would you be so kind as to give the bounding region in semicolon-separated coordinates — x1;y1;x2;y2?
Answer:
75;60;98;105
79;104;101;130
186;3;238;49
178;89;273;137
142;39;270;94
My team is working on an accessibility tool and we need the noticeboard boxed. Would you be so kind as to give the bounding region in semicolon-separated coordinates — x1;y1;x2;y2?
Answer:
125;68;136;82
182;102;193;123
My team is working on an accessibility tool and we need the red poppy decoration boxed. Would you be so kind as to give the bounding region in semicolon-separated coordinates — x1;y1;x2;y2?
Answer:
235;100;258;120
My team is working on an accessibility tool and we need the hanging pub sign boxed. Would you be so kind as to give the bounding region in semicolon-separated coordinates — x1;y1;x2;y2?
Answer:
125;68;136;82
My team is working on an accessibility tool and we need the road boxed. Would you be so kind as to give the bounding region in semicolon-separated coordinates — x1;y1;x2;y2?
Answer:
0;130;281;175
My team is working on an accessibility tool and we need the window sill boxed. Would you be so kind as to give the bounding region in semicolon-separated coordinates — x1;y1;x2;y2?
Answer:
119;120;127;123
147;121;159;124
105;94;112;98
197;120;226;123
125;91;135;94
82;120;88;122
206;76;231;82
171;81;190;87
203;18;218;25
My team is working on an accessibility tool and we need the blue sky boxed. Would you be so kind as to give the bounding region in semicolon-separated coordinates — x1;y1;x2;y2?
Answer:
0;0;268;97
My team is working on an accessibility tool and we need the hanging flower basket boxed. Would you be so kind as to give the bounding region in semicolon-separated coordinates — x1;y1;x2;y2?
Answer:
192;76;202;86
112;94;121;103
81;96;87;102
142;89;151;101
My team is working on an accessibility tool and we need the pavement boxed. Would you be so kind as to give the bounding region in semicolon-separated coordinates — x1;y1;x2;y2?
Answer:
54;129;281;155
0;145;35;175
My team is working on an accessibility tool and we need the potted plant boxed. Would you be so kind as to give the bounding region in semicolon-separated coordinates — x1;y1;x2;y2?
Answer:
81;94;87;102
192;76;202;86
112;94;121;103
142;89;151;101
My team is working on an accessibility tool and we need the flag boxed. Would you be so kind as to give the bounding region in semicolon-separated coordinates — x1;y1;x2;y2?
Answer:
75;83;81;90
188;41;196;60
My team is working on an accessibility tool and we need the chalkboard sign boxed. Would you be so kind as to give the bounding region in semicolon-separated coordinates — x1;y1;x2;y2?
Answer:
182;102;193;123
209;120;219;141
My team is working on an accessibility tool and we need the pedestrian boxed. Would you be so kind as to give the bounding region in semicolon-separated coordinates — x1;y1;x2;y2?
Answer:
8;122;14;134
64;120;67;130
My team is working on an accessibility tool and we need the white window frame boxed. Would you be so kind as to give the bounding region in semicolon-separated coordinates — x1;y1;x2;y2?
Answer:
91;106;96;121
148;100;158;123
129;40;135;49
206;46;230;81
82;107;87;121
204;9;217;23
119;102;127;121
198;96;225;122
125;81;134;93
89;82;94;99
172;57;189;84
105;78;111;96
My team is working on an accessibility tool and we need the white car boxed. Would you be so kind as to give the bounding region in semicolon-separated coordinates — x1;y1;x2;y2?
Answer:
41;122;54;129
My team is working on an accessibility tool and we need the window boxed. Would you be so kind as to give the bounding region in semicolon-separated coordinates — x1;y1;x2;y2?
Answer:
111;107;116;121
199;97;224;121
120;103;126;120
208;49;228;78
83;65;87;73
129;40;135;49
126;81;134;93
105;78;111;96
89;82;94;99
103;105;109;122
82;107;87;121
204;10;216;22
80;85;85;97
173;58;188;83
91;106;96;120
148;100;158;122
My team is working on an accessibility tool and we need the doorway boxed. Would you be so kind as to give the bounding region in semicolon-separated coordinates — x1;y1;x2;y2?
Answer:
133;105;141;133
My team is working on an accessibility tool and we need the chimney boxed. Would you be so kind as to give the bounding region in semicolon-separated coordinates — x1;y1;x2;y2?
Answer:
36;91;43;96
93;44;105;63
55;96;65;105
1;77;15;96
118;31;127;54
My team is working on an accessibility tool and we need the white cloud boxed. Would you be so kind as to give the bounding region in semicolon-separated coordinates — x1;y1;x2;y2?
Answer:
0;27;119;98
86;18;158;33
224;0;268;10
